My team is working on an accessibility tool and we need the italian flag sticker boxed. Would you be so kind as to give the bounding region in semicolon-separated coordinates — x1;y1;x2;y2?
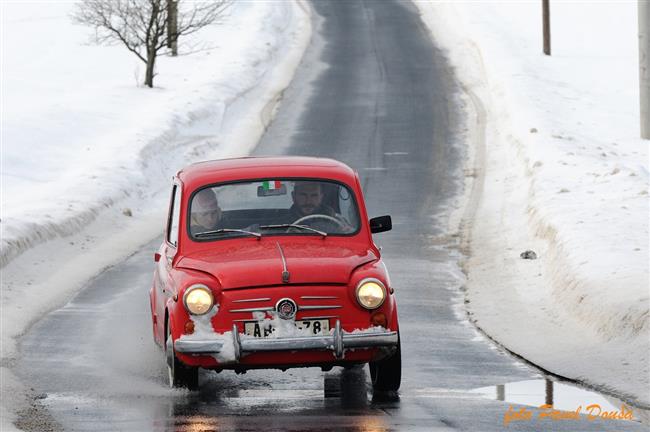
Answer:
262;180;282;190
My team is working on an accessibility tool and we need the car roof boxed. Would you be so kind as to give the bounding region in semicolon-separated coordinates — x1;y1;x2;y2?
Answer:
177;156;358;190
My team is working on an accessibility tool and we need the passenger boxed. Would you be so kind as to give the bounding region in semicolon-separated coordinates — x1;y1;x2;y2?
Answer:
190;188;223;234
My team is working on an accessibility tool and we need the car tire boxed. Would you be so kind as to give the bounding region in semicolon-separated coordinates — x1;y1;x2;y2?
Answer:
369;335;401;392
166;324;199;390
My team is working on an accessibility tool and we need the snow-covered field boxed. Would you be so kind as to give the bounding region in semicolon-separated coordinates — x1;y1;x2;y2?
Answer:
1;1;310;429
416;0;649;408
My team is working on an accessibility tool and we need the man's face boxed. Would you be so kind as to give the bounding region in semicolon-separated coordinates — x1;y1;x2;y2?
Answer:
292;184;323;216
194;193;221;228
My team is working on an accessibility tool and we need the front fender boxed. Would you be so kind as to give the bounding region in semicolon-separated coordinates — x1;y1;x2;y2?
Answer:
166;267;221;343
348;259;399;332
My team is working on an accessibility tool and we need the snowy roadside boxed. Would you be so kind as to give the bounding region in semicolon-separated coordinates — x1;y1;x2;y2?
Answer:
1;1;311;429
415;1;649;408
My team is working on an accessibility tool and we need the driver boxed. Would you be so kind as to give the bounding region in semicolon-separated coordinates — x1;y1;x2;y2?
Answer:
190;188;224;234
286;182;354;233
289;181;335;220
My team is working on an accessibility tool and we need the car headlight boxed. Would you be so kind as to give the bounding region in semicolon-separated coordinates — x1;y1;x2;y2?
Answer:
183;284;214;315
355;278;386;309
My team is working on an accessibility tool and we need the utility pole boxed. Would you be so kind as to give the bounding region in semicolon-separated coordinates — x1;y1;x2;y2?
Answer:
167;0;178;56
542;0;551;55
545;380;554;406
640;0;650;139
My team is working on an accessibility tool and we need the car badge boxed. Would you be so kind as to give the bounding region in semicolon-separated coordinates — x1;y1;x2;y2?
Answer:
275;298;297;320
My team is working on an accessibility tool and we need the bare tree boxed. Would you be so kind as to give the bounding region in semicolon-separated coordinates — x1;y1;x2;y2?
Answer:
73;0;230;87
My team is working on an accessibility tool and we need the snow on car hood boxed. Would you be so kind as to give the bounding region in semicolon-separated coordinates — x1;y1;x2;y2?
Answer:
176;239;377;289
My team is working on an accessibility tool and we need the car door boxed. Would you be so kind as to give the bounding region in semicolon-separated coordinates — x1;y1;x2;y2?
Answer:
154;181;182;342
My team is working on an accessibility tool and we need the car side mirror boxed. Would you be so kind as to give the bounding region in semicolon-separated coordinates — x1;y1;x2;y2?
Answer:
369;215;392;233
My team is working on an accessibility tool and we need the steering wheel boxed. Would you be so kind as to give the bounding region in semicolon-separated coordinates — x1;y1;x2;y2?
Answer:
291;214;346;230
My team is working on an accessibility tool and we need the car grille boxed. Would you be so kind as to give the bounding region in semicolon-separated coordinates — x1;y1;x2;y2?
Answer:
223;289;347;322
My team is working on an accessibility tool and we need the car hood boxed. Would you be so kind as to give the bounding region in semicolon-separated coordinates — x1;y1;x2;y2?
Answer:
176;239;377;289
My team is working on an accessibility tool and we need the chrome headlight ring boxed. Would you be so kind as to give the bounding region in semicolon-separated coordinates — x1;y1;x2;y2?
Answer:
355;277;387;310
182;284;214;315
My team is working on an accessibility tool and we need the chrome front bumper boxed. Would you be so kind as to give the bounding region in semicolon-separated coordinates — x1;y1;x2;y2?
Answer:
174;320;398;360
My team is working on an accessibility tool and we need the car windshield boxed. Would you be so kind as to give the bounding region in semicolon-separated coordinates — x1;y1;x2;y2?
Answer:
188;179;361;240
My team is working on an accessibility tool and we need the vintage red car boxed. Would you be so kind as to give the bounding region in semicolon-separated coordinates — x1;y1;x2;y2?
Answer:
149;156;400;392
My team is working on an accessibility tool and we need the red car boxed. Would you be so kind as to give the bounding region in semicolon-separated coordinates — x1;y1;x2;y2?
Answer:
149;156;400;391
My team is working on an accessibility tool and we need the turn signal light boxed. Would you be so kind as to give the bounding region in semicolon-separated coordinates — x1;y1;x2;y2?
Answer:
184;321;195;335
371;312;387;328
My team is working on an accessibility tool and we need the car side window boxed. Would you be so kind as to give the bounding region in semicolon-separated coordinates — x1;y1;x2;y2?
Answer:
167;185;182;247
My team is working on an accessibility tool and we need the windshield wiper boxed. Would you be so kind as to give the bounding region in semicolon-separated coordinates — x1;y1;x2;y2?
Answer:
194;228;261;239
259;224;327;238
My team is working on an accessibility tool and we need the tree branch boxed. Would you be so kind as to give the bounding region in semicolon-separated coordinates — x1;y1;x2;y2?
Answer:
72;0;232;86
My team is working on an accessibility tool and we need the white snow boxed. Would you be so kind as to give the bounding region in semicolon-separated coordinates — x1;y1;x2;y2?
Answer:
415;0;649;407
181;307;239;364
186;306;221;343
1;1;311;429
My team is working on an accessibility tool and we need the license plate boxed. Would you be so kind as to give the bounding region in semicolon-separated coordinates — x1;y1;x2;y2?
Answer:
244;319;330;338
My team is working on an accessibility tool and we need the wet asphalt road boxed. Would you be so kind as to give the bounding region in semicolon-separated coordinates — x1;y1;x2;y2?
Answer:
15;1;647;431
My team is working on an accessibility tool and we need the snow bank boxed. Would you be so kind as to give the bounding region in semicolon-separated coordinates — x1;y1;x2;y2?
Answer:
1;1;311;429
1;1;309;268
415;1;649;406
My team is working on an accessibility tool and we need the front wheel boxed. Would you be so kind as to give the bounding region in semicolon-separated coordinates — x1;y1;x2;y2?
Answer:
369;336;401;392
166;324;199;390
